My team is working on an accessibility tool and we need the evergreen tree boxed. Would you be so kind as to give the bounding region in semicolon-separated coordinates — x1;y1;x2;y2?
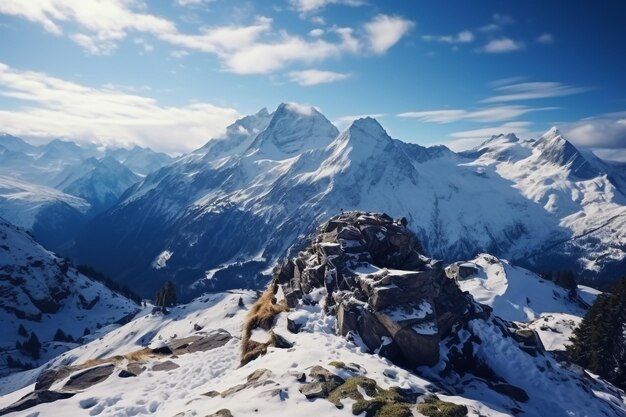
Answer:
22;331;42;360
53;328;67;342
155;280;177;308
17;324;28;337
567;278;626;389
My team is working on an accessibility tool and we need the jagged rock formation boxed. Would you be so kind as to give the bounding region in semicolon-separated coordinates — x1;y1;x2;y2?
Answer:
273;211;490;367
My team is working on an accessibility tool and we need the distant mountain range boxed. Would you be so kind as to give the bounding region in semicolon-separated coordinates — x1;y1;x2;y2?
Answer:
0;133;172;248
59;103;626;299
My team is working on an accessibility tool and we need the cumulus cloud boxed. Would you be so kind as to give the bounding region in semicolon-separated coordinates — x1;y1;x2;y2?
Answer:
481;38;524;53
483;81;591;103
0;62;240;154
0;2;412;75
422;30;474;44
398;105;556;123
364;14;414;54
288;69;350;86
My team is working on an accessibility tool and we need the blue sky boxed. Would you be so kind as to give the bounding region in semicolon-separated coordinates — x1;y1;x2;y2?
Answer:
0;0;625;157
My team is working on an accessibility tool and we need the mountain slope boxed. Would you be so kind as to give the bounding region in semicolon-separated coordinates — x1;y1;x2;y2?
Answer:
0;176;91;249
1;213;623;417
54;157;139;212
73;106;626;299
0;217;139;377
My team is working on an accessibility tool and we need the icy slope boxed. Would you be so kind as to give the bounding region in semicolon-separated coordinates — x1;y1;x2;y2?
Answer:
0;217;139;377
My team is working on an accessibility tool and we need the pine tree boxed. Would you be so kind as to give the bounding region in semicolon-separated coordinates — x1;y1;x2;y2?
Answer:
17;324;28;337
155;280;177;308
53;328;67;342
567;278;626;389
22;331;42;360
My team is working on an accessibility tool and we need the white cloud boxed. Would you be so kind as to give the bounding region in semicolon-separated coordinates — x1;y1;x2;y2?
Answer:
445;121;532;151
170;49;189;58
536;33;554;44
481;38;524;53
289;0;366;14
223;33;356;74
422;30;474;44
364;14;414;54
134;37;154;52
176;0;216;6
288;69;350;86
478;13;514;32
398;105;556;123
560;112;626;150
0;2;411;76
309;28;324;37
449;121;533;139
0;62;239;154
483;81;591;103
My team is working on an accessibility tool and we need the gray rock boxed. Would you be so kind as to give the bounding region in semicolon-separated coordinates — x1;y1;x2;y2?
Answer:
35;367;71;391
0;390;75;416
63;364;115;391
126;362;146;376
168;330;231;355
492;383;529;402
206;409;233;417
299;381;328;399
152;360;179;372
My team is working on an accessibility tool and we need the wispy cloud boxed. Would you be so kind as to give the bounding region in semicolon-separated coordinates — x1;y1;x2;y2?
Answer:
364;14;414;54
481;38;524;53
0;62;239;154
536;33;555;44
398;105;556;123
450;121;532;138
289;0;366;14
478;13;514;32
483;81;592;103
446;121;532;151
422;30;474;44
288;69;350;86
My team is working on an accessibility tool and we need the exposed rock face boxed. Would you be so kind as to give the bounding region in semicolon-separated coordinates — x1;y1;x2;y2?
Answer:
273;211;486;367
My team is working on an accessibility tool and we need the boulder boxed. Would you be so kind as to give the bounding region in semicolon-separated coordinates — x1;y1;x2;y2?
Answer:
62;364;115;391
152;360;179;372
0;390;74;416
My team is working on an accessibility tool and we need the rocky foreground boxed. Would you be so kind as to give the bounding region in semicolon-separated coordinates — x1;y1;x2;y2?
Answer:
0;212;625;417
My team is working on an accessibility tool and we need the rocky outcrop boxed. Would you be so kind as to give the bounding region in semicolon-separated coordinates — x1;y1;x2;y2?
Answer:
273;211;487;367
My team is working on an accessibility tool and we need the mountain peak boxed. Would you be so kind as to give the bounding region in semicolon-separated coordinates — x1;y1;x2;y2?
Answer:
336;117;393;149
541;126;561;140
245;102;338;158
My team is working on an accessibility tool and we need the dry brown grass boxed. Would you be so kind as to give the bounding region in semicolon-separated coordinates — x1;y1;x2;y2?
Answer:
76;347;164;370
240;284;289;366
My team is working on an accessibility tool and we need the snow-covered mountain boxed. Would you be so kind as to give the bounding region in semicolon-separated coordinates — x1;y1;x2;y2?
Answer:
1;212;623;417
53;156;140;212
0;134;172;249
0;176;90;249
105;145;172;177
0;217;139;378
70;103;626;300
